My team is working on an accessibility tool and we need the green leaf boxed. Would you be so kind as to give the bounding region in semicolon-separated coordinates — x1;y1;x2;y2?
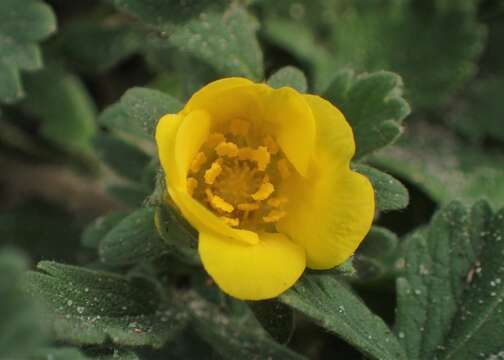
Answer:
22;65;97;153
62;20;142;73
186;292;306;360
114;1;263;79
267;66;308;93
395;200;504;359
155;204;199;265
354;164;409;211
280;275;407;360
323;70;410;158
167;5;263;80
0;249;46;359
371;121;504;208
0;0;56;103
113;0;227;31
24;261;188;348
94;133;151;182
354;226;400;283
99;207;168;265
448;76;504;143
249;299;294;344
81;211;130;249
440;207;504;359
99;87;182;141
106;183;150;209
30;347;90;360
263;0;485;108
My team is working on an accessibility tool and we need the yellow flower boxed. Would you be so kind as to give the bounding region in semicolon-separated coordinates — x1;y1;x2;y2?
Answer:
155;77;374;300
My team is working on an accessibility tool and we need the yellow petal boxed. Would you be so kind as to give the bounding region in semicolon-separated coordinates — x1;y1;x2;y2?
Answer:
183;77;264;125
174;110;211;185
277;95;374;269
262;87;316;176
169;187;259;245
199;232;306;300
303;94;355;165
156;113;184;188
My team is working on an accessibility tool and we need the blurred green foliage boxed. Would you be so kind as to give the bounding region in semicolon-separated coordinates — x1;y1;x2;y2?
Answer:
1;0;504;359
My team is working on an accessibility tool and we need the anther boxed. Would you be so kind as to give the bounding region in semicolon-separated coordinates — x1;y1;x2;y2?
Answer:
206;133;226;148
221;216;240;227
205;189;234;213
190;152;207;173
187;177;198;196
215;141;239;157
251;181;274;201
263;210;287;223
204;161;222;185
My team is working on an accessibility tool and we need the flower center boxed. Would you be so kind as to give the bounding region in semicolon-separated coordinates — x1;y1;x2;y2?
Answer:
186;119;292;231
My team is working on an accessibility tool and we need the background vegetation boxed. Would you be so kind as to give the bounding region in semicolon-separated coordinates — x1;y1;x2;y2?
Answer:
1;0;503;359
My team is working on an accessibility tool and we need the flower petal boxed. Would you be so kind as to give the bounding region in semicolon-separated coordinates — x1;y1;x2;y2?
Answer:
183;77;263;124
199;232;306;300
156;110;258;245
169;188;259;245
277;95;374;269
262;87;316;176
156;113;184;188
174;109;211;185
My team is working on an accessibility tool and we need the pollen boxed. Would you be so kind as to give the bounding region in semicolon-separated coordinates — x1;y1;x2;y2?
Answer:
230;119;250;136
206;189;234;213
263;209;287;223
251;181;274;201
221;216;240;227
267;196;288;207
204;161;222;185
187;125;294;231
190;152;207;173
253;146;271;171
237;202;260;211
206;132;226;148
215;141;239;157
187;177;198;196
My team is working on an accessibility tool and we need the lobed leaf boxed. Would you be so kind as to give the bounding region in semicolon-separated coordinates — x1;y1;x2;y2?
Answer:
0;249;46;359
0;0;56;103
22;65;97;153
323;70;410;158
372;121;504;208
267;66;308;93
280;274;407;360
354;164;409;211
24;261;188;348
99;207;168;265
395;200;504;359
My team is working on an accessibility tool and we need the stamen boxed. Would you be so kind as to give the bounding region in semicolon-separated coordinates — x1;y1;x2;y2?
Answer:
267;196;288;207
215;141;239;157
206;188;234;213
264;136;279;155
277;158;291;179
238;147;254;161
204;161;222;185
254;146;271;171
263;210;287;223
237;203;260;211
251;181;274;201
190;152;207;173
221;216;240;227
230;119;250;136
206;133;226;148
187;177;198;196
